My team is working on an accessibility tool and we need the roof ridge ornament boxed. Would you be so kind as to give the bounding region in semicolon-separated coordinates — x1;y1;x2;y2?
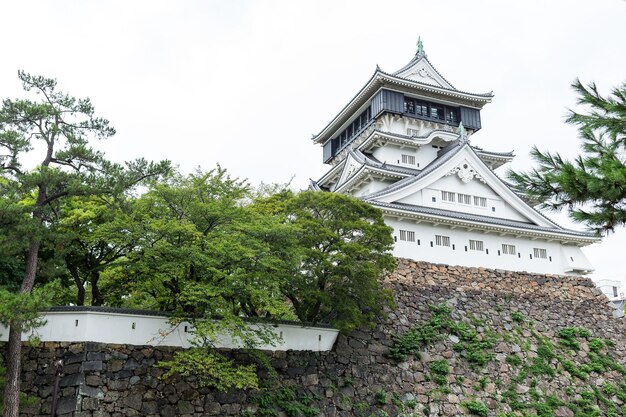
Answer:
416;36;425;57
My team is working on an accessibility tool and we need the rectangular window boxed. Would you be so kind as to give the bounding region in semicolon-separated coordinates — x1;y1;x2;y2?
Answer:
458;193;471;205
435;235;451;247
473;196;487;207
416;101;428;116
502;244;516;255
469;240;484;251
446;108;458;124
441;191;455;202
430;104;444;120
613;286;619;298
399;230;415;242
404;99;415;114
401;154;416;165
533;248;548;259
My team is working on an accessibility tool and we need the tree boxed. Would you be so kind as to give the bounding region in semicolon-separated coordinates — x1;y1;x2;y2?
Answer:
104;169;296;390
253;190;397;332
0;71;169;416
508;80;626;234
55;195;138;306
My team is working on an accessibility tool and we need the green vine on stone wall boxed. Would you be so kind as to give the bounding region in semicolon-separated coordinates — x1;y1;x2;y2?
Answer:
390;301;626;417
389;303;496;368
251;386;320;417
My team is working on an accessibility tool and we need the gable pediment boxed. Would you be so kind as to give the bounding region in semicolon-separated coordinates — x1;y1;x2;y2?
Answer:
368;145;559;229
394;56;454;90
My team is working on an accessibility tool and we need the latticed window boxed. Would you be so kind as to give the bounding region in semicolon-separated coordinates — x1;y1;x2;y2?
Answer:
399;230;415;242
533;248;547;259
441;191;455;202
502;244;516;255
435;235;451;247
401;154;416;165
473;196;487;207
469;240;484;251
458;193;471;205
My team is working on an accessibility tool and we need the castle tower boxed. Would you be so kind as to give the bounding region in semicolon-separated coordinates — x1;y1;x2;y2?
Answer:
311;40;598;275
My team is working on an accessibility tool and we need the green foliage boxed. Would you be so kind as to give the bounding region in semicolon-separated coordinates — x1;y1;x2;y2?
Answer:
390;303;496;369
461;399;488;417
561;359;588;380
528;356;556;378
255;190;396;332
557;327;581;351
533;402;555;417
508;79;626;233
374;389;388;405
157;349;259;391
506;354;522;367
404;398;417;408
388;303;450;361
253;386;320;417
511;311;524;323
429;359;450;386
0;283;56;330
589;338;605;352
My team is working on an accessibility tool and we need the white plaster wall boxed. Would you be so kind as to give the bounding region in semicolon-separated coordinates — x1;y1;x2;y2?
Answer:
0;311;339;351
398;175;529;222
353;179;396;198
371;144;438;170
386;218;592;275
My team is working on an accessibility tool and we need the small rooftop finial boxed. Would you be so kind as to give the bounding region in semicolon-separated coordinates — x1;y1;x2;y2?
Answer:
457;122;468;143
416;36;424;56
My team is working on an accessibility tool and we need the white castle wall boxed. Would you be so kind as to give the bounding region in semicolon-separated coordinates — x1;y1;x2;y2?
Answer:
385;218;593;275
0;310;339;351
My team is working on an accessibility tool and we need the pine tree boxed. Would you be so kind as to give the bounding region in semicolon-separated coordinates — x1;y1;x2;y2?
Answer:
508;79;626;234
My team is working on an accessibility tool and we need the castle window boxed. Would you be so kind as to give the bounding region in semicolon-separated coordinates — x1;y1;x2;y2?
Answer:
613;286;618;297
502;244;516;255
404;100;415;114
446;108;459;124
416;102;428;116
399;230;415;242
441;191;455;202
430;104;444;120
474;196;487;207
401;154;416;165
435;235;451;247
469;240;484;251
458;193;471;205
403;97;455;123
533;248;548;259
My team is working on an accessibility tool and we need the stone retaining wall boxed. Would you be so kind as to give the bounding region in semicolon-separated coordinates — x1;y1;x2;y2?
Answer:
10;259;626;417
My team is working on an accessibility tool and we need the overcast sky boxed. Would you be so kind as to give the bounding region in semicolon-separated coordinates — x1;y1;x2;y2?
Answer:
1;0;625;281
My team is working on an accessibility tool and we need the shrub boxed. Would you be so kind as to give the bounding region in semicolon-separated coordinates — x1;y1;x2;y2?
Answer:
511;311;524;322
461;399;488;417
429;359;450;386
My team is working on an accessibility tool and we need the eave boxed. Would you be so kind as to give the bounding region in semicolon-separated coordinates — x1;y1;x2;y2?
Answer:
335;166;406;194
312;70;493;146
371;201;600;246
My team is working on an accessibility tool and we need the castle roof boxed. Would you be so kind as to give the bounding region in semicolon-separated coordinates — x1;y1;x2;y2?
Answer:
311;47;493;146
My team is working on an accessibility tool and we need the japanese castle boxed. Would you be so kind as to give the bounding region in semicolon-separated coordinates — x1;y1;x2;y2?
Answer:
310;39;598;276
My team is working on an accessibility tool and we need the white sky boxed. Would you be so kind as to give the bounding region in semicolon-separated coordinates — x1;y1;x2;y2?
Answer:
1;0;625;281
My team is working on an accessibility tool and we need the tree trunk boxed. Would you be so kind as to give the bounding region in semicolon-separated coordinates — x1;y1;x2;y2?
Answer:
3;325;23;417
91;272;103;306
2;239;40;417
66;259;85;306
